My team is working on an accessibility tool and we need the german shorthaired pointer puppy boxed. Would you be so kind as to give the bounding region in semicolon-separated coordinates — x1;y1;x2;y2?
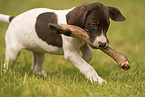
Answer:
0;2;125;84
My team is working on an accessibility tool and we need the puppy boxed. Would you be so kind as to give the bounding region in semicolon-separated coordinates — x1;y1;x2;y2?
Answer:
0;2;125;84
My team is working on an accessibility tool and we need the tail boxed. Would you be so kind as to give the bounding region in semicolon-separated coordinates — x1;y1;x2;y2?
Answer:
0;14;14;23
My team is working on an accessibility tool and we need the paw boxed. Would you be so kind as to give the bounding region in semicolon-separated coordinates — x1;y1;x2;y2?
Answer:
35;70;47;77
3;68;12;72
97;77;107;85
3;69;7;73
83;68;107;84
89;76;107;85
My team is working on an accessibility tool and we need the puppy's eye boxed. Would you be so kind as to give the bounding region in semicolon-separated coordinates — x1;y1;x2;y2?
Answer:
92;23;97;27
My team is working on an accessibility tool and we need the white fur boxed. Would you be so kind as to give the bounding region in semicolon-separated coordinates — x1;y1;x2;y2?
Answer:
92;32;108;48
0;14;11;23
1;8;106;84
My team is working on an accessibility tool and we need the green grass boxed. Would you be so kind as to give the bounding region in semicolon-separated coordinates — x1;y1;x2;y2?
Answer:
0;0;145;97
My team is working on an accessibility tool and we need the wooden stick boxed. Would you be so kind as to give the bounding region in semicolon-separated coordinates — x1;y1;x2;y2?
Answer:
49;23;130;70
100;47;130;70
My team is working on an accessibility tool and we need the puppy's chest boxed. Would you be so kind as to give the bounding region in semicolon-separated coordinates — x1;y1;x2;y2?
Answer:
35;12;62;48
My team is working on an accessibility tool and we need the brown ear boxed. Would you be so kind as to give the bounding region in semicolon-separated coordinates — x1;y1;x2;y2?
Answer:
108;6;126;21
66;3;89;28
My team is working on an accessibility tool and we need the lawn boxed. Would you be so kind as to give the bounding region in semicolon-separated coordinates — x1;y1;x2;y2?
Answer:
0;0;145;97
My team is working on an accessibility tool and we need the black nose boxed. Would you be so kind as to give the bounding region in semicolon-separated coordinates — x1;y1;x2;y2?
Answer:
98;42;106;47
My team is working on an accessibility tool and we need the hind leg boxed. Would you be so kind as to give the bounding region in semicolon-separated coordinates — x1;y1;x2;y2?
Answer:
4;46;21;72
31;52;37;70
31;52;46;76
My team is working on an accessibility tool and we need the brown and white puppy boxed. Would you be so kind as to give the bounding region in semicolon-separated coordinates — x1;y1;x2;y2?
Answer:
0;2;125;84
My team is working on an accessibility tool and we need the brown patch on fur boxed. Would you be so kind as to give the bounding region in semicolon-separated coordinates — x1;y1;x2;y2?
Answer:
35;12;62;48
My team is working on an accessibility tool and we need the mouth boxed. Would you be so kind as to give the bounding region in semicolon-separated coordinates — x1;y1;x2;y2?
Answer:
90;43;108;49
91;41;109;49
90;33;109;49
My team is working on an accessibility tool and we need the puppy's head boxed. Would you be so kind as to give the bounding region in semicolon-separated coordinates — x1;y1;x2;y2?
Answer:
66;2;125;48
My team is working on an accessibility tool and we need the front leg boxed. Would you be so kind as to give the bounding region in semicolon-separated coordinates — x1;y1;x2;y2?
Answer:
80;43;92;63
62;35;106;84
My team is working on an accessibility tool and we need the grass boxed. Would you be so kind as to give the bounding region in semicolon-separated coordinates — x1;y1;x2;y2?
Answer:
0;0;145;97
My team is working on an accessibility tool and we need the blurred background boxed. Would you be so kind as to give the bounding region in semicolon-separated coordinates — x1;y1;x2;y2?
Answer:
0;0;145;81
0;0;145;97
